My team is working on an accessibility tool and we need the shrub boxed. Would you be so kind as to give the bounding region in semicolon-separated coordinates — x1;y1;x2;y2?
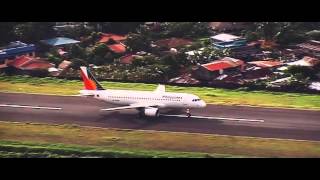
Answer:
70;58;88;69
285;66;317;80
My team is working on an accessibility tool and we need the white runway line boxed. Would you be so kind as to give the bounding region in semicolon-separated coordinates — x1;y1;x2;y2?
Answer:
161;114;264;123
0;104;62;110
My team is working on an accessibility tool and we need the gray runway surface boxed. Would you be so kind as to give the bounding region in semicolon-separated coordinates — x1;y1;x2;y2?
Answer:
1;92;320;141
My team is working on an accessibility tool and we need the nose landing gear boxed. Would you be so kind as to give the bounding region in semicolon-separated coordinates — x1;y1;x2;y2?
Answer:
186;109;191;118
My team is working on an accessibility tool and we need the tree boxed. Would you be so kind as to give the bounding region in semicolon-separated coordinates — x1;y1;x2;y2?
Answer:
57;25;92;39
69;44;87;59
13;22;56;43
163;22;210;38
306;30;320;41
131;55;157;67
285;66;317;80
0;22;20;45
251;22;315;45
254;22;282;41
70;58;88;69
125;33;151;52
91;22;143;34
91;43;108;57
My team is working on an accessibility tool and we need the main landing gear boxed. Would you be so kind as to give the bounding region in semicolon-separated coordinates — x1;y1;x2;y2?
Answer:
186;108;191;118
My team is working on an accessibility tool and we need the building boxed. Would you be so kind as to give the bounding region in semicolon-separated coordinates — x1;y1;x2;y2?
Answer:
245;60;283;79
296;40;320;58
40;37;80;47
6;55;54;76
278;56;320;71
50;60;72;77
0;41;36;68
247;60;283;68
210;33;247;49
154;38;193;50
107;43;126;54
119;54;136;64
194;57;245;81
169;73;200;85
98;33;127;44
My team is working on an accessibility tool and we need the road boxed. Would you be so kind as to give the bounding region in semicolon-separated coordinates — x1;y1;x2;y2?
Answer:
1;92;320;141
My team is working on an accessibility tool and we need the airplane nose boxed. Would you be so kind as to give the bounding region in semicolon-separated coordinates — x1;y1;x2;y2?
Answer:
200;100;206;108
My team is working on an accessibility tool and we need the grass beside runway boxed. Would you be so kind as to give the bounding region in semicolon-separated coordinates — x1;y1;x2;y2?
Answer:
0;141;215;158
0;121;320;158
1;75;320;110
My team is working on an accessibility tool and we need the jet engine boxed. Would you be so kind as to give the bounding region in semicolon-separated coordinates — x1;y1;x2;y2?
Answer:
142;107;160;117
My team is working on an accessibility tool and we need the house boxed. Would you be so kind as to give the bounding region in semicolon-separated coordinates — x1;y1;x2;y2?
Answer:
50;60;72;76
40;37;80;47
98;33;127;44
247;60;283;68
0;41;36;68
230;43;261;60
244;60;283;79
287;56;319;66
169;73;200;85
296;40;320;58
210;33;247;49
119;54;136;64
6;55;54;76
107;43;126;54
278;56;320;71
154;38;193;50
193;57;245;81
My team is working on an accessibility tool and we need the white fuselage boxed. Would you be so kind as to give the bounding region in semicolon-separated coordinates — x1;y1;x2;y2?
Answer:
80;89;206;109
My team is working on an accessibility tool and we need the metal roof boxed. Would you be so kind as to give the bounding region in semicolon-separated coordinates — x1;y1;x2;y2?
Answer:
40;37;80;46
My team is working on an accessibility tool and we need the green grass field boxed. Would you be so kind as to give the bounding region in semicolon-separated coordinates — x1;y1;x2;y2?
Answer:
0;140;215;158
1;121;320;158
1;75;320;110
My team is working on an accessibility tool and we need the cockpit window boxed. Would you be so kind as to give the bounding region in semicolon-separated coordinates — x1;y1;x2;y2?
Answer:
192;99;201;102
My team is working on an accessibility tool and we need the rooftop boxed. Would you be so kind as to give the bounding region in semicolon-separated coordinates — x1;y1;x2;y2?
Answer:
119;54;136;64
297;40;320;52
40;37;80;46
8;56;54;71
154;38;193;48
248;60;283;68
99;33;127;43
202;57;244;72
211;33;243;42
108;43;126;53
287;56;320;67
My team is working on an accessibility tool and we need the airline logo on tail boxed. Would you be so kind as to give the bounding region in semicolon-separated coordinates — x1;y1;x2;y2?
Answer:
80;66;105;90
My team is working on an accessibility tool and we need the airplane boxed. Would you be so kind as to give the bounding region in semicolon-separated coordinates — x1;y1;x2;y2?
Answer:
79;66;206;118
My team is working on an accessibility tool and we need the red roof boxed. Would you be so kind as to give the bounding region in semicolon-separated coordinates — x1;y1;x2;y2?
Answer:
9;56;54;70
99;33;127;43
248;60;283;68
119;54;135;64
297;41;320;52
154;38;193;48
202;57;244;71
108;43;126;53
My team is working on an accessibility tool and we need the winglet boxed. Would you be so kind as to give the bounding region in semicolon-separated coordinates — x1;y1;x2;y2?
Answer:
154;84;165;93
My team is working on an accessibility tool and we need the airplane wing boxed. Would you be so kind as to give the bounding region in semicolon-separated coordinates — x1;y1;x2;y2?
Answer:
100;102;162;111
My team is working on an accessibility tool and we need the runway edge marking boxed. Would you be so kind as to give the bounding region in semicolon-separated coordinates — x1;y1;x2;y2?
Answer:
0;120;319;143
0;104;62;110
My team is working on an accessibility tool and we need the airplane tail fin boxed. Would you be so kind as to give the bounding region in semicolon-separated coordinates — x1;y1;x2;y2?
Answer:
80;66;105;90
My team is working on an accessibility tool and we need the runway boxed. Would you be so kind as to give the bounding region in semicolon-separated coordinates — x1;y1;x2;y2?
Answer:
1;92;320;141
